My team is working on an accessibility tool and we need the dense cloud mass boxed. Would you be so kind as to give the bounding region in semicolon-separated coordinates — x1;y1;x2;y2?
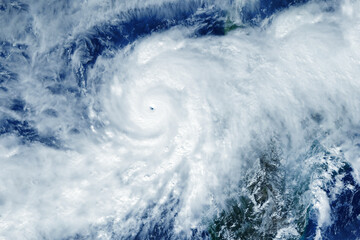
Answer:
1;0;360;239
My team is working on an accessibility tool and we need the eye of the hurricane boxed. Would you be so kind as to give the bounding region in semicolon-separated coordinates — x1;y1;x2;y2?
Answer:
103;78;189;141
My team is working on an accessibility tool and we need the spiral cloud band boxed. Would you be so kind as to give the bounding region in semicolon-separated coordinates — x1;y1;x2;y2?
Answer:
1;0;360;239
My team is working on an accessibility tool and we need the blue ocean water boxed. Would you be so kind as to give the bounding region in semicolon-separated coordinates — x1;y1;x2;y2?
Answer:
1;0;360;239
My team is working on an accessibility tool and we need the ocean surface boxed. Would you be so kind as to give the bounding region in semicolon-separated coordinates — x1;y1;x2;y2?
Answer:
1;0;360;239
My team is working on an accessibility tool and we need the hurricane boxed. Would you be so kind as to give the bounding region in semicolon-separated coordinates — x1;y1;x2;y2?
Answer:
1;0;360;239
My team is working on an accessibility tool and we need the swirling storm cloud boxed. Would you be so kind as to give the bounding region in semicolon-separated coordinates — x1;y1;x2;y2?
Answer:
1;0;360;239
